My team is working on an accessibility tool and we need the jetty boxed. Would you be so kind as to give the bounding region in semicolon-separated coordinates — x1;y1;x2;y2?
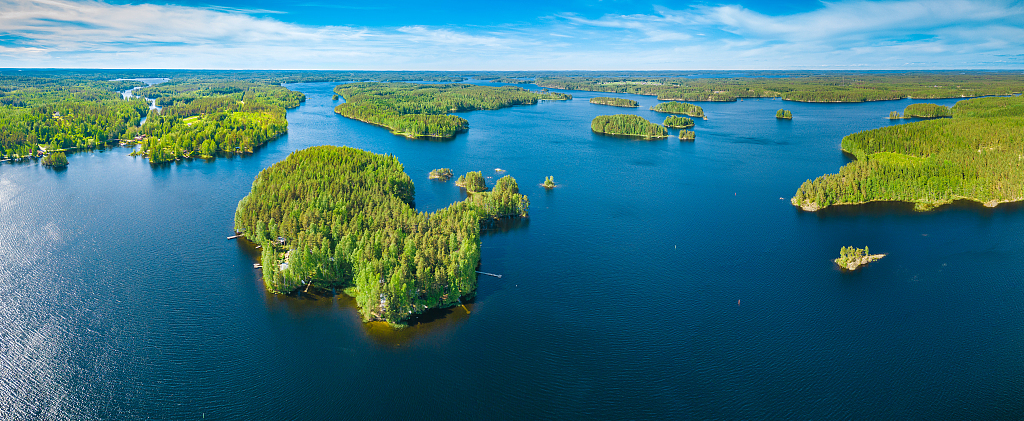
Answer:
475;271;502;278
227;233;243;239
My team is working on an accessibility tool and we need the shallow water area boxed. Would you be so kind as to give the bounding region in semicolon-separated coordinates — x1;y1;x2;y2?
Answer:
1;81;1022;420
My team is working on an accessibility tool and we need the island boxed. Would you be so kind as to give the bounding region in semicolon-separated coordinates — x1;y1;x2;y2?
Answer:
233;146;529;326
663;115;695;128
455;171;487;192
835;246;885;270
429;168;454;181
776;109;793;119
590;97;639;108
539;91;572;100
679;130;696;141
543;176;555;189
41;151;68;167
650;101;705;119
333;82;546;139
899;103;952;119
792;95;1024;211
591;115;668;139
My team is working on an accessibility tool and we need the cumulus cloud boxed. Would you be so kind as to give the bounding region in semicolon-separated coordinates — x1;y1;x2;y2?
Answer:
0;0;1021;69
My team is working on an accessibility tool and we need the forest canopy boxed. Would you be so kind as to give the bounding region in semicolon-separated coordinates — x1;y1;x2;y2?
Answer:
650;102;705;118
333;82;544;139
234;146;528;325
663;115;695;128
591;115;668;139
534;72;1024;103
792;95;1024;211
589;97;639;107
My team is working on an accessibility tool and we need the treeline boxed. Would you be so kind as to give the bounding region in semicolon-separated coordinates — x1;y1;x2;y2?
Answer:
534;72;1024;103
539;91;572;100
590;97;639;107
900;103;951;118
591;115;668;138
333;82;542;138
234;146;528;324
792;95;1024;211
131;81;303;163
0;75;151;158
651;102;705;118
663;115;694;128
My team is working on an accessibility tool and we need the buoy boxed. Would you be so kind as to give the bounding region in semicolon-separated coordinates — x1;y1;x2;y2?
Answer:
738;299;741;306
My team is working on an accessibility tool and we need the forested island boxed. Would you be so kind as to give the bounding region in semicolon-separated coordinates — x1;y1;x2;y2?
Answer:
534;72;1024;103
234;146;529;325
792;95;1024;211
835;246;885;270
591;115;668;139
429;168;453;181
679;130;696;141
589;97;639;107
539;91;572;100
650;102;705;118
663;115;695;128
333;82;545;139
776;109;792;119
455;171;487;193
889;103;952;119
41;151;68;167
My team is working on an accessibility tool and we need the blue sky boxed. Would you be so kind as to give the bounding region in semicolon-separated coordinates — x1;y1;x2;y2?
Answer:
1;0;1022;70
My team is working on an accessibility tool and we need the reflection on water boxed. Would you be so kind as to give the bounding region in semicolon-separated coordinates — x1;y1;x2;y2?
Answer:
807;199;1024;219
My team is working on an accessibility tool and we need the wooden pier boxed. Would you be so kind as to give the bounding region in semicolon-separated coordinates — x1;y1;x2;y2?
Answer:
227;234;243;239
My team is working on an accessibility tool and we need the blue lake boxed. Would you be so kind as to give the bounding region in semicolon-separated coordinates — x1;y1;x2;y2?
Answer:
1;82;1021;419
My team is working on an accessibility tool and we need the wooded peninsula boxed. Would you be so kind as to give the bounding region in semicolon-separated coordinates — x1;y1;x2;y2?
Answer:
0;72;304;164
234;146;529;325
589;97;639;107
333;82;546;139
792;95;1024;211
591;115;668;139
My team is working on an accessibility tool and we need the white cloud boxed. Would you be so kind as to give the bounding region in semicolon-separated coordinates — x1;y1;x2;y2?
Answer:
0;0;1021;69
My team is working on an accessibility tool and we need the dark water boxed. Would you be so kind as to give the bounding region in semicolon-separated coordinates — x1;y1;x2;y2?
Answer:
2;83;1022;420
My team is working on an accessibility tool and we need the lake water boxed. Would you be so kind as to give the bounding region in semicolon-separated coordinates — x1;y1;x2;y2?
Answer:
1;83;1021;419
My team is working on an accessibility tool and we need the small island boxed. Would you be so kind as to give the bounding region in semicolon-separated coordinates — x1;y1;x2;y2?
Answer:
538;91;572;100
835;246;885;270
543;176;555;189
429;168;454;181
591;115;668;139
41;151;68;167
679;130;695;141
792;95;1024;211
456;171;487;193
776;109;793;119
663;115;695;128
898;103;952;119
590;97;639;108
650;101;705;119
234;146;529;326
